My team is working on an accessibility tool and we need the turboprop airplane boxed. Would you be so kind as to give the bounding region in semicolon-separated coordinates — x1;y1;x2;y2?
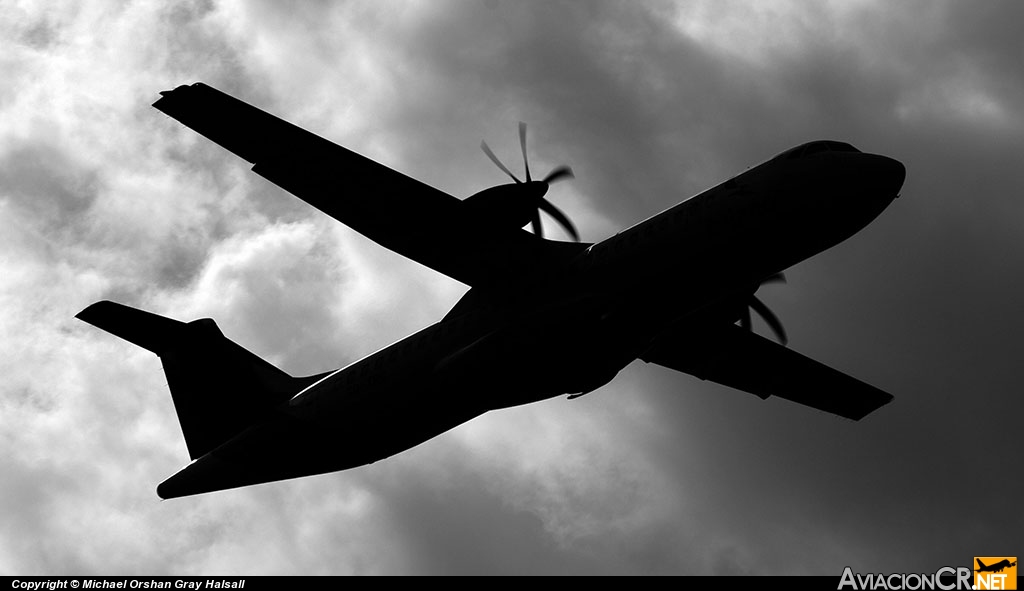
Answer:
77;82;906;499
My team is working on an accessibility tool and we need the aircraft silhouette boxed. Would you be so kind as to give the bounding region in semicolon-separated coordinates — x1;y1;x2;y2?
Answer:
976;559;1016;573
77;83;906;498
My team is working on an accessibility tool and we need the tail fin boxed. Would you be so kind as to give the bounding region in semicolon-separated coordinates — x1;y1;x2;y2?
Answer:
977;559;988;570
77;301;328;459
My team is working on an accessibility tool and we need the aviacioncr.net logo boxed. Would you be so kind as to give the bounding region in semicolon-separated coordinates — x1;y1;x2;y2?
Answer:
973;557;1017;590
838;567;973;590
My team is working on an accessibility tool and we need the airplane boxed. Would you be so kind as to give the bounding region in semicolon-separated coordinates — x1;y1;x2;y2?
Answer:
76;82;906;499
976;559;1017;573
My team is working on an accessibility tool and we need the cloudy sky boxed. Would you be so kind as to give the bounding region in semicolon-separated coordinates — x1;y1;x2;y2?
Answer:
2;0;1022;576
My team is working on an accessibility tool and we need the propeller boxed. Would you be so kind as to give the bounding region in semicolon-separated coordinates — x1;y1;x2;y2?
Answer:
481;122;579;241
738;272;788;345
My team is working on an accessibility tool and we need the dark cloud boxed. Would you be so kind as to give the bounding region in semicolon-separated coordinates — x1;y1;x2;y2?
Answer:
355;0;1024;574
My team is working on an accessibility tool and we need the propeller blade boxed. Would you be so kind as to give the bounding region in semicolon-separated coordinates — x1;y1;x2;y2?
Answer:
761;272;786;285
543;166;574;184
519;122;531;182
537;198;580;242
530;210;543;238
748;296;788;345
481;140;521;183
740;306;752;331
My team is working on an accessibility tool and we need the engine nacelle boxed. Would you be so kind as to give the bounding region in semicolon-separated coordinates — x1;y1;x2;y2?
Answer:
462;182;548;232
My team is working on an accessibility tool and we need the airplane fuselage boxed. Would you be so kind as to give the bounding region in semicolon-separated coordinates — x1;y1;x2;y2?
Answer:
78;81;906;499
149;139;904;498
268;142;903;471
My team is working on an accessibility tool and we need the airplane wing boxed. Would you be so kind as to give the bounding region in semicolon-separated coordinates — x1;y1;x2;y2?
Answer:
153;82;580;286
641;323;893;420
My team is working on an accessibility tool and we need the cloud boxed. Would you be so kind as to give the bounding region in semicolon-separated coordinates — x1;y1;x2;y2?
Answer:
1;0;1022;575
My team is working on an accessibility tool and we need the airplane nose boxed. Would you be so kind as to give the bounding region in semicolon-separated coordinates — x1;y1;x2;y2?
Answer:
872;154;906;198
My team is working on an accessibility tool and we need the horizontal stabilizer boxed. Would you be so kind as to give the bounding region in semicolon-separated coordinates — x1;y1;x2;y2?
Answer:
642;323;893;420
155;416;338;499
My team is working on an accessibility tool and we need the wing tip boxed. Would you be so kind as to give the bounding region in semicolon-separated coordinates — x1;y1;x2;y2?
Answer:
842;390;895;421
75;299;110;324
